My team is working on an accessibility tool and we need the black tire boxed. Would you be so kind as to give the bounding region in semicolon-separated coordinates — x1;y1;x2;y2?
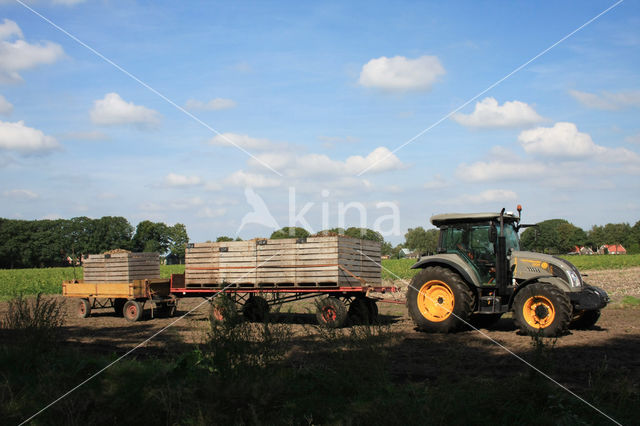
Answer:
113;298;126;317
123;300;144;322
570;309;601;329
78;298;91;318
348;297;371;325
406;266;474;333
316;297;348;328
242;296;270;322
469;313;503;329
366;298;379;323
513;282;571;337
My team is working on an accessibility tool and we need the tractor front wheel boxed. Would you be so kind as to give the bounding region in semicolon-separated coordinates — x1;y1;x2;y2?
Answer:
406;266;473;333
513;282;571;337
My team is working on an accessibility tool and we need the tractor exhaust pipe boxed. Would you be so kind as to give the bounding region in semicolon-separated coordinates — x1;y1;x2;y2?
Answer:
495;208;509;298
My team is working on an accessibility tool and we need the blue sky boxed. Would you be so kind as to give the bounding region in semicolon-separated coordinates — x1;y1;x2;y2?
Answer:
0;0;638;244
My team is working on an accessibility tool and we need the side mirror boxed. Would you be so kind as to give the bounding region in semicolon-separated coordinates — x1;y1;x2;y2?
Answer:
489;223;497;243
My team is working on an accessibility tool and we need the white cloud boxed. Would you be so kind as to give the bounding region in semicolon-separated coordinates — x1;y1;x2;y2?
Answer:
452;97;544;128
0;20;64;83
42;213;62;220
569;89;640;110
466;189;518;204
0;94;12;115
247;146;406;178
186;97;236;111
209;132;274;150
518;122;605;158
358;55;445;91
456;159;548;182
90;93;160;127
3;189;38;199
225;170;282;188
0;19;22;40
164;172;202;187
0;120;60;154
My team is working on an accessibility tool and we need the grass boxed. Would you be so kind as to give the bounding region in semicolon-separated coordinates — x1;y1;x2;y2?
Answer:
621;296;640;308
0;253;638;300
558;253;640;271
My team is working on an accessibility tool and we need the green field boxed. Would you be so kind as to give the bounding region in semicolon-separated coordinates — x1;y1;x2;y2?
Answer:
1;254;639;300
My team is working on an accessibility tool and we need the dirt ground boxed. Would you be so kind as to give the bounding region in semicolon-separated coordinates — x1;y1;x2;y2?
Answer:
1;268;639;391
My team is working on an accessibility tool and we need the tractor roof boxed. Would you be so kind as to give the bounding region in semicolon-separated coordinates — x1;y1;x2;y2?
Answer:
430;212;519;227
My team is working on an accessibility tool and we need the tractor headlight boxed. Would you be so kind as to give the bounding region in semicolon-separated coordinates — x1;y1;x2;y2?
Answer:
567;270;581;288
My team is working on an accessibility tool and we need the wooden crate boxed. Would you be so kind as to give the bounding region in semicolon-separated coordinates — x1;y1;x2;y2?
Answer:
82;252;160;283
185;236;381;288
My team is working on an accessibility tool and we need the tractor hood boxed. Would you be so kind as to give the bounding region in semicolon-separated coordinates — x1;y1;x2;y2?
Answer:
511;251;583;290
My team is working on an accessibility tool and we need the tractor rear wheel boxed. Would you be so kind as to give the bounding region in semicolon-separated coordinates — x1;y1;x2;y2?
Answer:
570;309;601;329
513;282;571;337
316;297;347;328
406;266;473;333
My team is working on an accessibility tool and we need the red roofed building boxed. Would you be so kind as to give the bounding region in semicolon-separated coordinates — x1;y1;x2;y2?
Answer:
598;244;627;255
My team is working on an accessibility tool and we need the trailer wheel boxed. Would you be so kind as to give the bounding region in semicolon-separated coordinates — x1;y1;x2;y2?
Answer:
155;302;177;317
316;297;347;328
366;298;379;323
243;296;270;322
113;298;126;317
348;297;371;325
570;309;601;329
210;295;239;324
513;282;571;337
77;298;91;318
406;266;473;333
123;300;143;322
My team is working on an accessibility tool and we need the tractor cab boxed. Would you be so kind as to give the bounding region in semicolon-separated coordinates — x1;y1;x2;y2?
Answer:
432;211;520;285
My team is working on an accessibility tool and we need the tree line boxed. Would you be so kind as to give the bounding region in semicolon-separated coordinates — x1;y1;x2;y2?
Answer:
0;217;188;269
2;216;638;269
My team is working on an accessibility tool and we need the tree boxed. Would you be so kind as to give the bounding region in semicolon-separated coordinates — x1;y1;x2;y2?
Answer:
404;227;438;255
168;223;189;261
270;227;310;239
520;219;585;254
131;221;170;253
216;236;235;242
344;227;384;242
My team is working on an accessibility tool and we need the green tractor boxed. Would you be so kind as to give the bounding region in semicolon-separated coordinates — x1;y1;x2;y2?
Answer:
406;206;609;336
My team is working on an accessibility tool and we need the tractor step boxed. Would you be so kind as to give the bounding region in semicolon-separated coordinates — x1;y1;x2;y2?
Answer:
478;296;502;313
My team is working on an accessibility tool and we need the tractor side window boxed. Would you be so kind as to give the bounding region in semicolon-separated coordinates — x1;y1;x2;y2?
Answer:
441;227;464;252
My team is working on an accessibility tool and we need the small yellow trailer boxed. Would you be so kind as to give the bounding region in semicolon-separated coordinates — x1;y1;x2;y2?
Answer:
63;278;177;322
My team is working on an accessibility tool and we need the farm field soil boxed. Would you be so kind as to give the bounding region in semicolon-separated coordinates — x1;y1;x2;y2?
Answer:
1;268;637;391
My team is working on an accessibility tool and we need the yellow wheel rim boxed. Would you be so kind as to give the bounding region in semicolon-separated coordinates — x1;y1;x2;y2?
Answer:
417;280;455;322
522;295;555;328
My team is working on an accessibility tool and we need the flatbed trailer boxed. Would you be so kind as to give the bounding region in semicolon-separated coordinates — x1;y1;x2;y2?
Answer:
63;278;178;322
64;274;398;327
64;236;398;327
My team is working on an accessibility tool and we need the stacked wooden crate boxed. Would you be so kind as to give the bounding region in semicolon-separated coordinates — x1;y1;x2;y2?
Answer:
82;252;160;283
184;236;381;288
